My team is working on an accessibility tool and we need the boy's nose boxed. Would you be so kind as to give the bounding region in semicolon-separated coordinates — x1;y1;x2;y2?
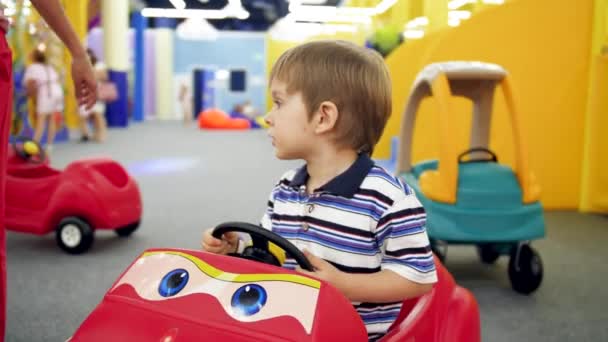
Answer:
264;113;273;126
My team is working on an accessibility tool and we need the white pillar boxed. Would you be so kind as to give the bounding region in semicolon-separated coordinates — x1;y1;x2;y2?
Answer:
101;0;130;126
155;29;174;120
102;0;129;71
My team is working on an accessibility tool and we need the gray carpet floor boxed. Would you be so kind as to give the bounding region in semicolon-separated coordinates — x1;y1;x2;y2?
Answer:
5;121;608;341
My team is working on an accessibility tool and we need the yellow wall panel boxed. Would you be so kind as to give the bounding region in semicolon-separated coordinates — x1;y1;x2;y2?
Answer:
580;0;608;213
62;0;88;129
377;0;594;209
265;30;367;112
265;39;299;111
424;0;448;32
583;56;608;211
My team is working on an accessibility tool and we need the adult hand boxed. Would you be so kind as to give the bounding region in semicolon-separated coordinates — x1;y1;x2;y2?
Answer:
71;54;97;110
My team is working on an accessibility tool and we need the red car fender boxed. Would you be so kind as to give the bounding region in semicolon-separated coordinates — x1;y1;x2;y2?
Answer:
381;288;438;341
79;160;142;228
45;175;105;231
46;161;116;230
380;259;481;342
441;287;481;342
311;282;368;341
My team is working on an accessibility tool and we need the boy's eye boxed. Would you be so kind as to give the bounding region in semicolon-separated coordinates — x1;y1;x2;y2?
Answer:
273;100;281;108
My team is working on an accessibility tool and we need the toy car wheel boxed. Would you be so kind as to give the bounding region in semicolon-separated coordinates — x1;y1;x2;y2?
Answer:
477;244;500;264
508;244;543;294
56;217;94;254
115;221;140;237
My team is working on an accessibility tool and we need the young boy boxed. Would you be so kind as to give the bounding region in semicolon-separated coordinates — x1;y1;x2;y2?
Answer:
202;40;437;340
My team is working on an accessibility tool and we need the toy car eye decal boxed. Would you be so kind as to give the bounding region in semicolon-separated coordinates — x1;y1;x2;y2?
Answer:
113;251;321;334
231;284;267;317
158;269;189;297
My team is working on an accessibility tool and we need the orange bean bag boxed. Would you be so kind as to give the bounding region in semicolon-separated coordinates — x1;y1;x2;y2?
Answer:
198;108;251;130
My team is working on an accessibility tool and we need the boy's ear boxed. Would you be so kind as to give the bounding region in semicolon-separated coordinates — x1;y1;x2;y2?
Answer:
314;101;339;134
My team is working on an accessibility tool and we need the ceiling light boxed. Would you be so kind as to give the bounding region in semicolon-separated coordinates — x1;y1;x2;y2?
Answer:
448;0;477;10
403;29;425;39
448;10;471;20
405;16;429;29
286;12;371;24
168;0;186;10
142;0;249;20
448;18;461;27
287;0;398;23
141;8;249;20
375;0;398;15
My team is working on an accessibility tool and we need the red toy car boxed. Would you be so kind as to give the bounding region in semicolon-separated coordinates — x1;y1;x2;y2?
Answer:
5;138;142;254
69;223;480;341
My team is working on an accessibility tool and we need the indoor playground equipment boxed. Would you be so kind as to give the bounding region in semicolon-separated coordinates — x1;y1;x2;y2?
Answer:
396;62;545;295
198;108;251;130
366;25;403;58
6;138;142;254
69;222;480;342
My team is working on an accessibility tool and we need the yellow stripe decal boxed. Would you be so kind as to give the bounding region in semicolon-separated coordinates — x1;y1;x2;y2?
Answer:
142;251;321;289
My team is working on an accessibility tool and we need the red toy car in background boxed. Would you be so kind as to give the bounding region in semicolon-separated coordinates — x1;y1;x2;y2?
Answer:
69;223;480;341
5;138;142;254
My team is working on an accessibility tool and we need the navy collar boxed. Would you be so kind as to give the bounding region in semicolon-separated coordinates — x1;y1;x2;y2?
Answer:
289;153;375;198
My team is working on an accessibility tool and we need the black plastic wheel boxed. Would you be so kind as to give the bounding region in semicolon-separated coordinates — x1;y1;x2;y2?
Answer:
56;217;94;254
115;221;140;237
477;244;500;264
508;244;543;294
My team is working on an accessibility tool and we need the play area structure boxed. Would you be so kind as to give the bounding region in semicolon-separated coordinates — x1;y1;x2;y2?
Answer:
396;62;545;294
6;138;142;254
69;222;480;342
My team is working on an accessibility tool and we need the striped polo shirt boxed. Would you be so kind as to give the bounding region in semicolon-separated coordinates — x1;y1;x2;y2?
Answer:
260;153;437;340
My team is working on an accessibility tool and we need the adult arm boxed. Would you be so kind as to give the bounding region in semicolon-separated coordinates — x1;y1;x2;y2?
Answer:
30;0;97;109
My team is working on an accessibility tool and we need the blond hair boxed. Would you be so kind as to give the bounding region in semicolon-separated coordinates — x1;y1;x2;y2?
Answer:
270;40;392;154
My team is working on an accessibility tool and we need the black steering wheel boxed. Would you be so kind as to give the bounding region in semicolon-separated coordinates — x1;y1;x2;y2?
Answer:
212;222;314;272
12;136;46;164
458;147;498;164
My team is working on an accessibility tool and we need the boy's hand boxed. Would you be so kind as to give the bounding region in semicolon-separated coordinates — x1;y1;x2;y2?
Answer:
201;229;239;255
296;250;345;289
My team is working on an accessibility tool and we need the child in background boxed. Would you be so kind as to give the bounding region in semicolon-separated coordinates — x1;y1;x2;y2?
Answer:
23;47;64;152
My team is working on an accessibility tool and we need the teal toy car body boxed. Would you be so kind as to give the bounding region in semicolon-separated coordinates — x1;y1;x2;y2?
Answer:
395;62;545;294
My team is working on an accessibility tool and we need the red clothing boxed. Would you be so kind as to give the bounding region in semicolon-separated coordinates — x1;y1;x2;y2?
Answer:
0;31;11;340
0;6;8;33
